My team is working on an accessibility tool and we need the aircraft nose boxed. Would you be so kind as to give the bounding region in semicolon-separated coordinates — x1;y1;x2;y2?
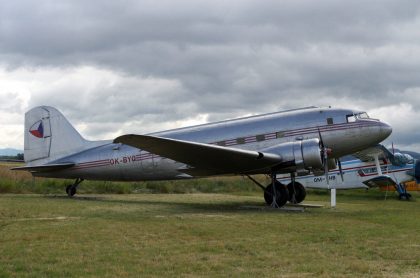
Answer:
380;121;393;139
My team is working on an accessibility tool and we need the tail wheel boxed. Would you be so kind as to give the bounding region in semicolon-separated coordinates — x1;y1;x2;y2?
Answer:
287;182;306;204
264;181;289;207
65;178;83;197
66;184;77;197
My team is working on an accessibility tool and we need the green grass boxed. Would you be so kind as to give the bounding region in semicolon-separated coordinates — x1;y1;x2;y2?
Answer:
0;190;419;277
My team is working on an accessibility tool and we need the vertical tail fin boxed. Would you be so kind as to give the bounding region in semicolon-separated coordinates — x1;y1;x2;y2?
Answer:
25;106;88;164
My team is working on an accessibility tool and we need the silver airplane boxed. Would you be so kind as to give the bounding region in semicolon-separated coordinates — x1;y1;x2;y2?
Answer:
12;106;392;207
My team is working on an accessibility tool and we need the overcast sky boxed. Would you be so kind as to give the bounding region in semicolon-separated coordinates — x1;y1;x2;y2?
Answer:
1;0;420;151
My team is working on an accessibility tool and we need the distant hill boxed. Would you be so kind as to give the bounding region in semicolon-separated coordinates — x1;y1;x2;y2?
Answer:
0;148;23;156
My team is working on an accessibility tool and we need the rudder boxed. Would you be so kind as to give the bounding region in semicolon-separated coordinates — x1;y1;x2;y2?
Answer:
24;106;87;164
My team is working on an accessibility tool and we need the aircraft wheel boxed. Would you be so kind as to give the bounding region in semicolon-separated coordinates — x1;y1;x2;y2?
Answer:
66;185;76;197
399;193;411;201
287;182;306;204
264;181;289;207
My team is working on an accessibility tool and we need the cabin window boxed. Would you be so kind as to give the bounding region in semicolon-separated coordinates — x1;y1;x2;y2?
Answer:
236;138;245;144
346;115;356;123
359;166;388;175
256;134;265;142
276;131;284;138
327;118;334;125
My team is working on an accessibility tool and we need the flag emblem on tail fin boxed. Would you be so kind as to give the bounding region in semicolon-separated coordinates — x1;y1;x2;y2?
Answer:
29;121;44;138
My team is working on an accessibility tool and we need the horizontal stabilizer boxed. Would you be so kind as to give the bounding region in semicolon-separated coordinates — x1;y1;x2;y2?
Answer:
11;163;75;172
362;175;397;188
114;134;282;175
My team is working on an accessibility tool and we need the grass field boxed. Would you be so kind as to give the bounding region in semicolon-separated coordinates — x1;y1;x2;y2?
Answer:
0;163;264;194
1;190;419;277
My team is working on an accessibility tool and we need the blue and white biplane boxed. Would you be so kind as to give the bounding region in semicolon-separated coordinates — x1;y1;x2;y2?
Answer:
278;145;419;202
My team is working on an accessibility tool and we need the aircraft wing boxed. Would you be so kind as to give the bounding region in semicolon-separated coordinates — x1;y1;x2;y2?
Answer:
352;144;393;162
114;134;283;175
352;144;413;166
10;163;75;172
362;175;397;188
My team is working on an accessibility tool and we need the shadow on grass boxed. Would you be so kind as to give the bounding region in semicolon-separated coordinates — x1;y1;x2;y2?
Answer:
44;195;106;201
42;190;416;215
42;194;305;214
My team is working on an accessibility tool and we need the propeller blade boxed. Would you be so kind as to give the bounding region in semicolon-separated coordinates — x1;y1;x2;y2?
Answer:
337;158;344;182
318;128;324;148
319;128;329;185
324;147;329;185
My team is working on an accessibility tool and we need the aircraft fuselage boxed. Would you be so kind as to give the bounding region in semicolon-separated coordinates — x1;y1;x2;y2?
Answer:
278;159;414;189
36;107;392;181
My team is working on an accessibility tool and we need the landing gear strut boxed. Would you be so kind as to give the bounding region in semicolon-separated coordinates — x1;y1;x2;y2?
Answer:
65;178;84;197
396;183;412;200
287;173;306;204
264;181;289;207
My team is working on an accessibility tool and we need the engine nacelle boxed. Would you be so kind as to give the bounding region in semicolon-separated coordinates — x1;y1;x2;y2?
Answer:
262;138;324;173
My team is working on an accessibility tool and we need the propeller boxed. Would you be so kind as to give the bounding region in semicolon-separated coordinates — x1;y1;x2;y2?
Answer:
318;128;330;185
318;128;345;184
318;128;344;185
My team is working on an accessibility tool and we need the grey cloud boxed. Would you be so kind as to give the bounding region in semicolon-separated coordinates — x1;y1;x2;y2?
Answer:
0;92;23;111
2;1;419;57
2;0;420;150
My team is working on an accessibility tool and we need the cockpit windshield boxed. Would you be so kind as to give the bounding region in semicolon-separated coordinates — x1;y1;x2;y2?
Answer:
356;112;370;119
347;112;370;123
394;153;414;165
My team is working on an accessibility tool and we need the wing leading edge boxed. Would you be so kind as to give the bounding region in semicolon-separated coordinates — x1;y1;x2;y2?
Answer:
114;134;283;176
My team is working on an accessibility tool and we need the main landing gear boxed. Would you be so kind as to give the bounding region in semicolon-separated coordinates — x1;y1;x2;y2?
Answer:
396;183;412;201
264;179;289;207
65;178;84;197
247;173;307;208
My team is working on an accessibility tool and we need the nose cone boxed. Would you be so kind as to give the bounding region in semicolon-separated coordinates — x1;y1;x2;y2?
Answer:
380;121;393;140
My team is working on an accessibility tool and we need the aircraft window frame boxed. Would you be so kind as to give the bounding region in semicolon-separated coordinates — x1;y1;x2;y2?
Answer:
360;166;388;175
256;134;265;142
347;112;371;123
236;138;245;144
356;112;370;119
346;114;356;123
404;154;414;164
327;117;334;125
276;132;284;138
